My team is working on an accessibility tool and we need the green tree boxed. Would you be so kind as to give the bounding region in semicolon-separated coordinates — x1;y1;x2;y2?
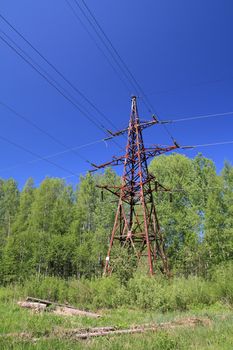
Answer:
72;173;97;235
14;178;35;233
149;153;219;275
29;178;72;235
204;161;233;267
46;234;78;278
0;178;19;238
94;168;119;262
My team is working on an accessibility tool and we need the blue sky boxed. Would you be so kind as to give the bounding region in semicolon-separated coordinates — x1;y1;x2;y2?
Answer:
0;0;233;188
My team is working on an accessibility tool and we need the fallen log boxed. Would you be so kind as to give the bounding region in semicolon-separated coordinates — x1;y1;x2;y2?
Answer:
53;306;101;318
17;301;47;312
26;297;53;306
54;326;116;337
69;317;210;339
24;297;101;318
74;327;158;339
0;317;211;341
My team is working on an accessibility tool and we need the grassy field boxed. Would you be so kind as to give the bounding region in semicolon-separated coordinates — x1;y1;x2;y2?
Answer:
0;270;232;349
0;298;232;350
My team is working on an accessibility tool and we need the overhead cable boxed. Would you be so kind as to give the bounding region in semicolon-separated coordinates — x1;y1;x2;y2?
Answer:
0;98;90;164
0;133;79;176
0;31;123;150
0;13;120;131
0;17;124;151
0;133;233;177
77;0;176;142
0;138;106;174
167;111;233;123
64;0;132;94
191;140;233;148
0;33;106;132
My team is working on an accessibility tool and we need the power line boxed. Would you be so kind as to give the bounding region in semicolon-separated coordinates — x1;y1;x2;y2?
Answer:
0;16;124;152
0;33;107;133
77;0;143;96
0;98;90;164
78;4;144;91
0;28;99;141
0;12;120;132
68;0;143;97
146;140;233;150
0;137;106;174
0;30;124;152
167;111;233;123
1;26;109;163
66;0;176;146
191;140;233;148
80;0;150;97
1;130;233;178
0;133;79;177
0;34;97;166
2;9;232;176
64;0;132;95
32;138;106;161
2;132;233;175
0;27;233;168
76;0;176;142
71;0;137;94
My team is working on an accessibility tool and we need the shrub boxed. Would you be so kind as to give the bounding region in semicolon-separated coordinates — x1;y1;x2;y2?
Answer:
128;273;171;311
22;276;69;303
89;276;127;309
167;276;216;311
66;278;93;308
212;261;233;305
128;273;216;312
1;265;232;312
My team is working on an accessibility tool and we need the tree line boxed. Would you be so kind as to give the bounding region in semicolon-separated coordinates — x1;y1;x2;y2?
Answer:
0;153;232;284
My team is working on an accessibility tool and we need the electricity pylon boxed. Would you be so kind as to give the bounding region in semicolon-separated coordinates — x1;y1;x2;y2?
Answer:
91;96;179;276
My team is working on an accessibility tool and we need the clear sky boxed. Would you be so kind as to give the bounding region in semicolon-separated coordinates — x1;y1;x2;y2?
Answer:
0;0;233;188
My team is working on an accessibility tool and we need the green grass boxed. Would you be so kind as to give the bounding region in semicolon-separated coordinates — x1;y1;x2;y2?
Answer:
0;298;232;349
1;316;233;350
0;267;232;349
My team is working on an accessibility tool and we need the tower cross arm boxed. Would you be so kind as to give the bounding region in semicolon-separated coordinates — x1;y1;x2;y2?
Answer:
90;143;179;172
144;143;179;159
104;118;160;141
90;154;125;172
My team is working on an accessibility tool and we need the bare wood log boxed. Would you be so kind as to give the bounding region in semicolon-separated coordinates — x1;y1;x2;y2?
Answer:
74;327;159;339
53;306;101;318
25;297;101;318
85;327;116;332
54;326;116;337
71;317;209;339
17;301;47;312
0;317;211;341
26;297;60;306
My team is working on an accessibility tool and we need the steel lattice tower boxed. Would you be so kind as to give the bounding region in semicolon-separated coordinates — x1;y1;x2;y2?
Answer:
91;96;179;276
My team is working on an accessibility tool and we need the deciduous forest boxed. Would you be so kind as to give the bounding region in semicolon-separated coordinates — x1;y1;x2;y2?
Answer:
0;153;232;283
1;153;233;349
